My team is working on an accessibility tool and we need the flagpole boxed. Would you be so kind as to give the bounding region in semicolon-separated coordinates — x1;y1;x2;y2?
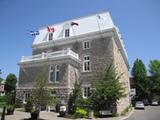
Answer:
96;15;103;38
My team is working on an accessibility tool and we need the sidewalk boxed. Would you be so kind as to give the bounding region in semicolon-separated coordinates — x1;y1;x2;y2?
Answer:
4;110;133;120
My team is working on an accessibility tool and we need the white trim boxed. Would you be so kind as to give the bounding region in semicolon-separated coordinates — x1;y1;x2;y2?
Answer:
19;49;80;64
83;55;91;72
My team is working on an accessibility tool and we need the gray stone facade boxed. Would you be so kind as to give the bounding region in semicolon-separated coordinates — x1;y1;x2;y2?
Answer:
31;37;114;85
18;34;130;114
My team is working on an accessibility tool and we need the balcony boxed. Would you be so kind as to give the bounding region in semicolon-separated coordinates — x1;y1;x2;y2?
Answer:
20;48;80;64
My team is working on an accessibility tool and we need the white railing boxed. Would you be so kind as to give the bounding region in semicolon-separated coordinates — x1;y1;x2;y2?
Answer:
20;48;79;62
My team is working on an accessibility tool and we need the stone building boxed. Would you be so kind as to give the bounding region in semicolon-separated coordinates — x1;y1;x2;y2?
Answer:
17;11;130;113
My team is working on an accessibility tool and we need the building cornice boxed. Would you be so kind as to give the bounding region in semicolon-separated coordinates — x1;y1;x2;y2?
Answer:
19;56;81;68
32;28;114;50
112;28;129;69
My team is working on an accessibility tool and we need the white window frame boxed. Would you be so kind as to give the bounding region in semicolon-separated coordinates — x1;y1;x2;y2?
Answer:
83;87;90;98
64;29;70;37
83;41;91;50
54;65;60;82
83;55;91;72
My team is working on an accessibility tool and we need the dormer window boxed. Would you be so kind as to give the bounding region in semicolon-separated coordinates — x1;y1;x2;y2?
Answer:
65;29;70;37
49;33;53;41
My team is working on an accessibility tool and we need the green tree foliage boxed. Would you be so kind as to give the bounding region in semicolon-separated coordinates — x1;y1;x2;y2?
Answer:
31;74;51;111
0;78;3;83
0;69;3;83
68;80;81;114
131;59;149;99
4;74;17;107
4;74;17;93
149;60;160;94
91;65;126;113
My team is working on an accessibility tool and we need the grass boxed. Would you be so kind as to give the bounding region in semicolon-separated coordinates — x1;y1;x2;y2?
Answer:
0;96;7;108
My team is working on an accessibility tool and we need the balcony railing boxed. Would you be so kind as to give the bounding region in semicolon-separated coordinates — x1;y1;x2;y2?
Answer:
20;48;79;63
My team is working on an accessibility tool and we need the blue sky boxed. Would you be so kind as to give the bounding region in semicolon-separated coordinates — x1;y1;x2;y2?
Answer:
0;0;160;79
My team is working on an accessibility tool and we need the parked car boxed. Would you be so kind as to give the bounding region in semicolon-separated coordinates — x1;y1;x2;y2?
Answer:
143;99;149;106
151;100;159;106
135;101;145;109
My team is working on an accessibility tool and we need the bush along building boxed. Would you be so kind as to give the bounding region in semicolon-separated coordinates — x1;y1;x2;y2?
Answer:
17;11;130;114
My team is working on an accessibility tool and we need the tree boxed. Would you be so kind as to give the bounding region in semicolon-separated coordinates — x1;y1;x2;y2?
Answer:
0;69;2;83
31;73;50;110
91;65;126;114
0;77;3;84
29;73;51;120
68;80;81;114
131;59;149;99
5;74;17;93
149;60;160;94
4;74;17;115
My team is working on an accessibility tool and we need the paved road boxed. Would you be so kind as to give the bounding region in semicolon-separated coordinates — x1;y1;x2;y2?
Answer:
125;106;160;120
5;110;124;120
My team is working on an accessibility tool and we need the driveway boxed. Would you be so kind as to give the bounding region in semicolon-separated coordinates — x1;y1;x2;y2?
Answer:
4;110;126;120
125;106;160;120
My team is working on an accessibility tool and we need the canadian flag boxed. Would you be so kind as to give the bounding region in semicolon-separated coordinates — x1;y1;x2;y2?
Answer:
47;26;54;32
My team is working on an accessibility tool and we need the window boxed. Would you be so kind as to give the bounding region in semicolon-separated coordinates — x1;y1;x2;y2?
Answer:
65;29;70;37
83;41;90;49
83;87;90;98
49;32;53;41
49;65;60;83
49;66;54;82
55;65;60;82
83;55;91;72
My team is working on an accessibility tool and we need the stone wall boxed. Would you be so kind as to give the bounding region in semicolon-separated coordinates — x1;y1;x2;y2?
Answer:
19;35;130;107
18;60;79;103
112;37;130;114
32;37;114;85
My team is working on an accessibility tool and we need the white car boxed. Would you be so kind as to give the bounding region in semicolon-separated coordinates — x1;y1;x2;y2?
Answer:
135;101;145;109
151;100;159;106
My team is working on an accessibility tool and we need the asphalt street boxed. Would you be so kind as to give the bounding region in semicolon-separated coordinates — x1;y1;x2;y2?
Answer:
125;106;160;120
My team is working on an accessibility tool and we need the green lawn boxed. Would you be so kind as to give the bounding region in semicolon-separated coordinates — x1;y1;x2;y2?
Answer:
0;96;7;108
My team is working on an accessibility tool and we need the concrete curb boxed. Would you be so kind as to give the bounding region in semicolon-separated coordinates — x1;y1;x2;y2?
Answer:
119;108;134;120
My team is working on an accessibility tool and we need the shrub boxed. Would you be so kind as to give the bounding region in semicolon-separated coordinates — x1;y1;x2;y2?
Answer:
120;105;132;116
0;96;7;108
6;105;14;115
0;96;7;102
14;98;23;108
74;108;87;118
76;98;91;108
25;97;33;112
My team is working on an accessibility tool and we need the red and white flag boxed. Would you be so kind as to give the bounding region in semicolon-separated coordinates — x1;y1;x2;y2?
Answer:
47;26;54;32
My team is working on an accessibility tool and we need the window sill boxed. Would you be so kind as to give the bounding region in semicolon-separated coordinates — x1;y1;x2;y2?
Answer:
82;70;92;73
49;81;59;84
